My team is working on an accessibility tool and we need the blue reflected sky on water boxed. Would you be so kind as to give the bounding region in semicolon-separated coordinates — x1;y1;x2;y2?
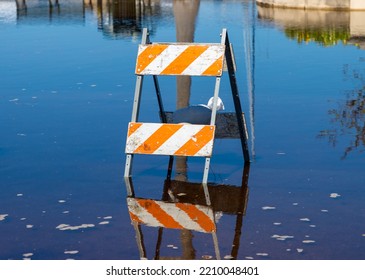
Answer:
0;0;364;260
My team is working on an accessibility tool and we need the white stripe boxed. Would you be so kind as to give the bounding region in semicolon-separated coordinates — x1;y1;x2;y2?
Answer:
194;139;214;156
140;45;188;75
153;125;204;155
137;45;147;56
194;204;215;216
181;45;225;75
125;123;162;153
127;198;164;228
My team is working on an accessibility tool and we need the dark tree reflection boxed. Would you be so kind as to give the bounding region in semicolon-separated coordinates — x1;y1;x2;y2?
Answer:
318;61;365;158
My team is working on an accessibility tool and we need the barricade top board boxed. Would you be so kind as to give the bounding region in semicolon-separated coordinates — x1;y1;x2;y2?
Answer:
135;43;225;76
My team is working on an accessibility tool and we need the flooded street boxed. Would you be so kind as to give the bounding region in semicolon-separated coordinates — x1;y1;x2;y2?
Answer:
0;0;364;260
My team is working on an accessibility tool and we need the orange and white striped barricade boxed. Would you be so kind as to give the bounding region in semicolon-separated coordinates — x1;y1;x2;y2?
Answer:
124;28;250;205
123;176;219;259
125;122;215;157
128;198;216;233
127;197;220;260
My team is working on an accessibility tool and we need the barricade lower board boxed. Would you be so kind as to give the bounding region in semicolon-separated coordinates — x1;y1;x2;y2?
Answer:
125;122;215;157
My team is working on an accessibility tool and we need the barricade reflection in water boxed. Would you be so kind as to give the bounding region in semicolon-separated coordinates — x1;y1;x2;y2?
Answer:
123;163;250;260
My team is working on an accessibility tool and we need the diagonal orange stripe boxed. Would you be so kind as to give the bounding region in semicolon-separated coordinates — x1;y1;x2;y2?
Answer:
174;125;214;156
160;45;209;75
129;211;144;224
137;199;183;229
134;124;182;154
202;54;224;76
176;203;216;232
127;122;143;137
135;45;168;74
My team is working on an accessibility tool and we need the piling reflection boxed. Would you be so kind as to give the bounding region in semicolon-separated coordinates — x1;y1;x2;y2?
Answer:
257;5;365;49
11;0;164;37
171;2;200;259
85;0;161;39
14;0;84;23
123;164;250;260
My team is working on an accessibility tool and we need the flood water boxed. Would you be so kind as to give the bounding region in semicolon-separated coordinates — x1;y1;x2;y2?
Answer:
0;0;364;260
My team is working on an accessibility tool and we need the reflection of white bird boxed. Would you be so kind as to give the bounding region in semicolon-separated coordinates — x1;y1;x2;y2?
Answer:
173;97;225;125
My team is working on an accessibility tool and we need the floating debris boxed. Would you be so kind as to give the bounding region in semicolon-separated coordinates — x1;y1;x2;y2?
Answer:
292;203;299;206
271;234;294;241
103;216;112;220
273;222;282;226
202;255;213;260
62;211;70;214
9;98;19;102
23;253;33;258
224;255;234;259
300;218;310;222
309;225;316;228
330;193;341;198
64;250;79;255
58;200;66;203
297;248;303;253
302;240;316;244
0;214;9;221
245;256;254;260
99;221;109;225
256;253;269;257
26;225;34;229
262;206;276;210
16;193;23;197
321;209;329;213
362;234;365;237
56;224;95;231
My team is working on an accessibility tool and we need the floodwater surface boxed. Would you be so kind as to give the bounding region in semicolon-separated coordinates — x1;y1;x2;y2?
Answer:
0;0;364;260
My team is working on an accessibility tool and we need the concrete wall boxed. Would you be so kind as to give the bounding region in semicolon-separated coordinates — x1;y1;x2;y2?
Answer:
256;0;365;10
